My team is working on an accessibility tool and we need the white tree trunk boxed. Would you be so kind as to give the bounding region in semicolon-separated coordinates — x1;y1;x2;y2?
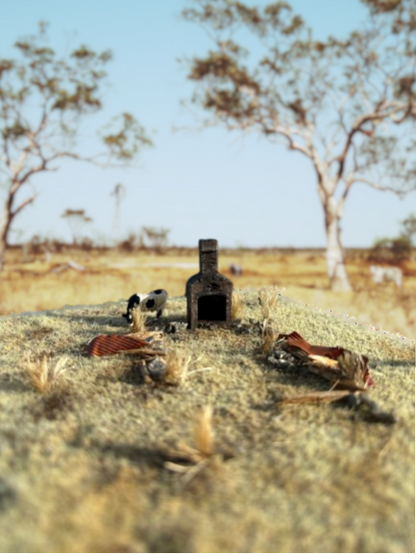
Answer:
324;197;351;292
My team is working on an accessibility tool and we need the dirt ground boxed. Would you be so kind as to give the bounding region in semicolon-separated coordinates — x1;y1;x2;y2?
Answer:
0;282;414;552
1;247;415;340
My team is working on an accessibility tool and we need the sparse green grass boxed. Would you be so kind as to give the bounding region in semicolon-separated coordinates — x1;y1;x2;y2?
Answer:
0;290;414;552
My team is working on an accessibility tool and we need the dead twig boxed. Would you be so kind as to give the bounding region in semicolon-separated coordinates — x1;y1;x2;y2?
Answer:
278;390;352;405
278;390;396;425
121;348;166;358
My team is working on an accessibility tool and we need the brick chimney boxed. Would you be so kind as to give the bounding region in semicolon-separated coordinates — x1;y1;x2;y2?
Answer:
186;239;233;329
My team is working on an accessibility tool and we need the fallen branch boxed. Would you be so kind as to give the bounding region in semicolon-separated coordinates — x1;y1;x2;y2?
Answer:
50;260;85;273
277;390;396;424
279;390;352;405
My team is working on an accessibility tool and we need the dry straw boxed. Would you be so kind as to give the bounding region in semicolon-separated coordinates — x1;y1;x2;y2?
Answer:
165;405;215;478
163;350;193;385
232;291;244;321
130;307;148;333
194;405;214;458
261;319;278;355
258;286;283;355
258;286;282;320
25;354;67;393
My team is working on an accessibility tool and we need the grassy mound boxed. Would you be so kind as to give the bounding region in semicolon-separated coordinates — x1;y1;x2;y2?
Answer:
0;289;414;553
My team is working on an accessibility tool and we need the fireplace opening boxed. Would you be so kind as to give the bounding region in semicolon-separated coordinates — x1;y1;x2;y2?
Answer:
197;294;226;322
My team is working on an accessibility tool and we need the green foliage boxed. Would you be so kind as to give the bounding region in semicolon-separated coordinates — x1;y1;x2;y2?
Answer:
368;236;412;264
399;212;416;245
361;0;416;36
0;22;153;269
117;233;140;253
60;209;93;244
369;212;416;265
182;0;416;195
141;226;170;249
1;121;29;140
102;113;152;160
0;22;152;167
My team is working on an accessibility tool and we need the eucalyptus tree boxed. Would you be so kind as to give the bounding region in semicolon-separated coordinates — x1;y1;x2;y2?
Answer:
60;209;93;245
182;0;415;291
0;23;152;270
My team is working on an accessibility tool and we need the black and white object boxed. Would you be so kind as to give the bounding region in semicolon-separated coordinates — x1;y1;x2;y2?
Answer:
122;289;168;323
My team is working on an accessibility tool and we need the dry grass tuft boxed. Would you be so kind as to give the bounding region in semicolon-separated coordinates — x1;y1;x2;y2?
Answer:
165;406;216;478
1;248;415;338
232;291;244;321
25;354;67;393
258;286;282;320
261;318;278;355
258;286;285;354
163;350;193;386
0;255;414;552
194;405;214;458
130;307;148;333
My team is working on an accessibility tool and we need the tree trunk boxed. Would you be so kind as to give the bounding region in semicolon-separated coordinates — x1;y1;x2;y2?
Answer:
0;195;14;272
0;223;8;272
324;198;351;292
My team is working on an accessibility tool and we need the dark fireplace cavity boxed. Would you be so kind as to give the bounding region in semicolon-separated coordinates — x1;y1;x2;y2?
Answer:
198;294;226;322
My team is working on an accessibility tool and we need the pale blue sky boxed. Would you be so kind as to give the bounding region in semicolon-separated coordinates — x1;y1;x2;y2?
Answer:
1;0;414;248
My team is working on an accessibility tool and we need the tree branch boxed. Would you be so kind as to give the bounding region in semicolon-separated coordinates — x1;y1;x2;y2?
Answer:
352;177;408;195
11;194;36;219
272;124;312;157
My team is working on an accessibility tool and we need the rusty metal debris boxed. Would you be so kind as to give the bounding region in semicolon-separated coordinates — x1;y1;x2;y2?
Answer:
270;331;374;390
83;296;394;425
268;331;396;424
87;334;164;359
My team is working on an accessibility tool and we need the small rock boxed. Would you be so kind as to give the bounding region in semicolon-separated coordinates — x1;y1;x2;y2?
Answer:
147;357;167;382
164;323;176;334
268;349;298;369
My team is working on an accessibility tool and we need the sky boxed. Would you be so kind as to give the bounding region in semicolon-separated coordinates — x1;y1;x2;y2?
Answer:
0;0;414;249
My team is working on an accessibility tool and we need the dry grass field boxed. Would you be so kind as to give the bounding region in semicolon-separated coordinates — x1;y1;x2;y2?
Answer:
0;247;414;552
0;285;414;552
1;247;415;339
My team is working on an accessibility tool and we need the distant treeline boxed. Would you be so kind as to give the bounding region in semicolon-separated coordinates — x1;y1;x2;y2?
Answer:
8;237;414;263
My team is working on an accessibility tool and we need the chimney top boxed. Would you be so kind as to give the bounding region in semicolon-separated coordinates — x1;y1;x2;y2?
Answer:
199;239;218;252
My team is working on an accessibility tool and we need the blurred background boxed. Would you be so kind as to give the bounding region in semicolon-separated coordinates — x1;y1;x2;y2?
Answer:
0;0;415;338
